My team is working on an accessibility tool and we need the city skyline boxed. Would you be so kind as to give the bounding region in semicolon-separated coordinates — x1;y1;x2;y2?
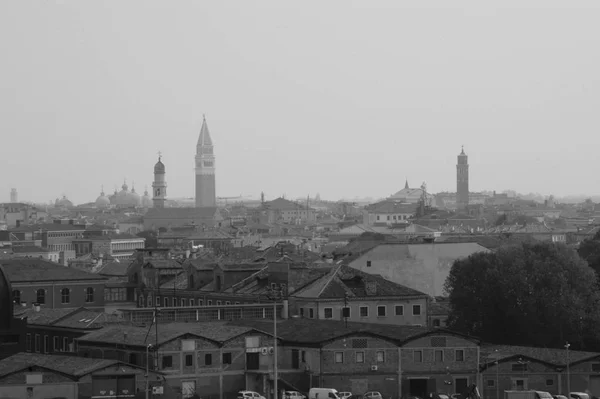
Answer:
3;1;600;204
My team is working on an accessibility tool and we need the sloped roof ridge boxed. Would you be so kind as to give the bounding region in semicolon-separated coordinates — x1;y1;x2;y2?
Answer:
316;264;344;297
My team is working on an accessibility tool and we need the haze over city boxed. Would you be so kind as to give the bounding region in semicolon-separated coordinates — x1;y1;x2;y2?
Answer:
2;1;600;204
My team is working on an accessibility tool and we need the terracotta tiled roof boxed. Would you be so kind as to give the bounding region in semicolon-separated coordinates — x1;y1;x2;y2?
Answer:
159;271;188;290
96;261;129;276
11;246;50;253
230;318;471;346
1;259;107;282
15;307;119;329
144;207;218;220
0;353;124;378
78;322;259;346
293;265;427;299
480;344;600;367
365;201;417;214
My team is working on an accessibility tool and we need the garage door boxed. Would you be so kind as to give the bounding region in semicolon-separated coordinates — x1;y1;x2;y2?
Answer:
589;376;600;397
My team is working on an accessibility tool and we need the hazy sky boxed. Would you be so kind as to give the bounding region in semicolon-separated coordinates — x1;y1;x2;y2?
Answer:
2;1;600;204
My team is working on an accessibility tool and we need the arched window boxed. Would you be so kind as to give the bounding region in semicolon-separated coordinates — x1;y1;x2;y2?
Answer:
138;296;145;307
36;289;46;305
12;290;20;304
85;287;94;303
147;295;153;307
61;288;70;304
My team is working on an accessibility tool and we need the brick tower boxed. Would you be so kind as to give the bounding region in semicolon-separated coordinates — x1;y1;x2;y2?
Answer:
195;115;216;208
456;146;469;210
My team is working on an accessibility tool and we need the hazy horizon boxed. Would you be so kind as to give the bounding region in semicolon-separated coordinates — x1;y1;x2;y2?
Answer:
2;1;600;204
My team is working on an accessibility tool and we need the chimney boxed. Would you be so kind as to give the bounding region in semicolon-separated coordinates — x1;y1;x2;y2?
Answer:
33;303;41;312
124;332;128;342
185;250;191;259
365;281;377;296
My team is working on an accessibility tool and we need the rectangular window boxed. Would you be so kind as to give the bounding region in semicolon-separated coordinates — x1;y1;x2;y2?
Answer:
367;260;372;267
414;350;423;362
156;296;160;305
53;336;59;352
225;301;230;305
147;296;153;307
377;305;387;317
342;306;350;318
34;335;41;353
435;350;444;362
352;339;368;349
26;334;32;352
300;308;305;317
198;300;203;306
185;354;193;367
546;379;554;386
487;380;495;387
376;351;385;363
592;363;600;372
182;340;196;351
324;308;333;319
309;308;314;319
395;305;404;316
190;299;195;306
223;352;232;364
455;349;465;362
512;363;528;372
164;297;169;307
63;337;69;352
208;300;212;306
205;354;212;366
413;304;422;315
162;356;173;368
335;352;343;363
217;301;222;305
356;351;365;363
246;336;260;348
359;306;369;317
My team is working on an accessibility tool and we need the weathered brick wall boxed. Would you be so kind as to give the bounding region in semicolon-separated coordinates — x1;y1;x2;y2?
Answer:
0;370;74;384
322;374;399;398
322;336;399;375
401;335;478;374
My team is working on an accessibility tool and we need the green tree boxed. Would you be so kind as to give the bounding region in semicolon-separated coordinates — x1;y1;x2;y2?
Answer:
444;242;600;349
578;230;600;281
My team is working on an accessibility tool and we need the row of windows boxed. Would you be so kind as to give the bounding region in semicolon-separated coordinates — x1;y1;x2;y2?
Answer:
139;296;244;308
301;304;422;319
13;287;95;305
335;351;386;363
47;232;83;238
376;214;410;221
162;352;233;368
26;334;73;353
412;349;465;362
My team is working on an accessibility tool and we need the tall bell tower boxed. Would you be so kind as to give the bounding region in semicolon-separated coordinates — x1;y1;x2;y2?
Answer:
456;146;469;210
152;153;167;209
195;115;217;208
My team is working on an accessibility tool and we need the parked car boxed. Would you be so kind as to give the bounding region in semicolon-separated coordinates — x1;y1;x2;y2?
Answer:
554;396;568;399
286;392;307;399
238;391;266;399
339;392;352;399
347;395;363;399
364;392;383;399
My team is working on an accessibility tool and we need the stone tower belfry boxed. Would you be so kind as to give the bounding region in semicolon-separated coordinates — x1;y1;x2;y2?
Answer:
152;153;167;209
195;115;217;208
456;146;469;210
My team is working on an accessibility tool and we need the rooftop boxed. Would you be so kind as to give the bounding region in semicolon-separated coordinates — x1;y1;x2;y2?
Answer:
480;344;600;367
0;353;125;378
78;321;261;347
0;259;107;282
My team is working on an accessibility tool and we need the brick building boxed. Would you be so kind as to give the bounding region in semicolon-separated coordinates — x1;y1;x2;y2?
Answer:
480;344;600;398
288;264;430;327
0;352;169;399
0;264;27;360
2;258;107;310
76;322;281;399
72;233;146;261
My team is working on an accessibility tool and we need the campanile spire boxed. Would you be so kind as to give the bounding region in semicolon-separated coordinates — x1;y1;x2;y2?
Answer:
195;116;216;208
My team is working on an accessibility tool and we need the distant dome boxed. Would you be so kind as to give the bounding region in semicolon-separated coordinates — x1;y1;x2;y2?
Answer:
141;188;153;208
109;189;118;205
154;156;165;174
56;196;74;208
95;188;110;209
115;181;141;208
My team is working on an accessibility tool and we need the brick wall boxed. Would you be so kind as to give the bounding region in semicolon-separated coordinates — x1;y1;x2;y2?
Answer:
0;369;74;384
13;281;106;309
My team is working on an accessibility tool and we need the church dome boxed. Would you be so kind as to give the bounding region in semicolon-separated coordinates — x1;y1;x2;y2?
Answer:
154;156;165;174
95;188;110;209
141;188;153;208
109;189;118;205
116;181;141;208
129;186;142;206
55;195;74;208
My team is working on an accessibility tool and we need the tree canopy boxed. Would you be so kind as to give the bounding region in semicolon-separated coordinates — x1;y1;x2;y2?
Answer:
577;229;600;282
444;241;600;350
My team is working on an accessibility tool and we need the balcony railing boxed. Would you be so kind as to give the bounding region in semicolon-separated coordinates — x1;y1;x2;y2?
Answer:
118;303;283;324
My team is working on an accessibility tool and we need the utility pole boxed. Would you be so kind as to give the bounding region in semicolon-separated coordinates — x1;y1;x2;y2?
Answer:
565;342;571;395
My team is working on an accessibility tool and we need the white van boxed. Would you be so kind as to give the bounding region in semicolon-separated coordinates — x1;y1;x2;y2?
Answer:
309;388;341;399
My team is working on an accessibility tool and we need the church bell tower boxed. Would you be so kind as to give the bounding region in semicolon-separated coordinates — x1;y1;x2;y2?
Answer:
456;146;469;210
152;154;167;209
195;115;217;208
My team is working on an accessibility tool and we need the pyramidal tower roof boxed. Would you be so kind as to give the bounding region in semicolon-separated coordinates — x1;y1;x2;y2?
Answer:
197;115;213;147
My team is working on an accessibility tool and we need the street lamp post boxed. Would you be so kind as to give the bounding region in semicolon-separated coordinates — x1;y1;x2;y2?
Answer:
565;342;571;395
145;344;152;399
266;287;283;399
495;360;499;399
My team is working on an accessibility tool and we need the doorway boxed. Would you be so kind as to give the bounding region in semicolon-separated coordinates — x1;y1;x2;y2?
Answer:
455;378;469;395
247;352;260;370
410;379;428;399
